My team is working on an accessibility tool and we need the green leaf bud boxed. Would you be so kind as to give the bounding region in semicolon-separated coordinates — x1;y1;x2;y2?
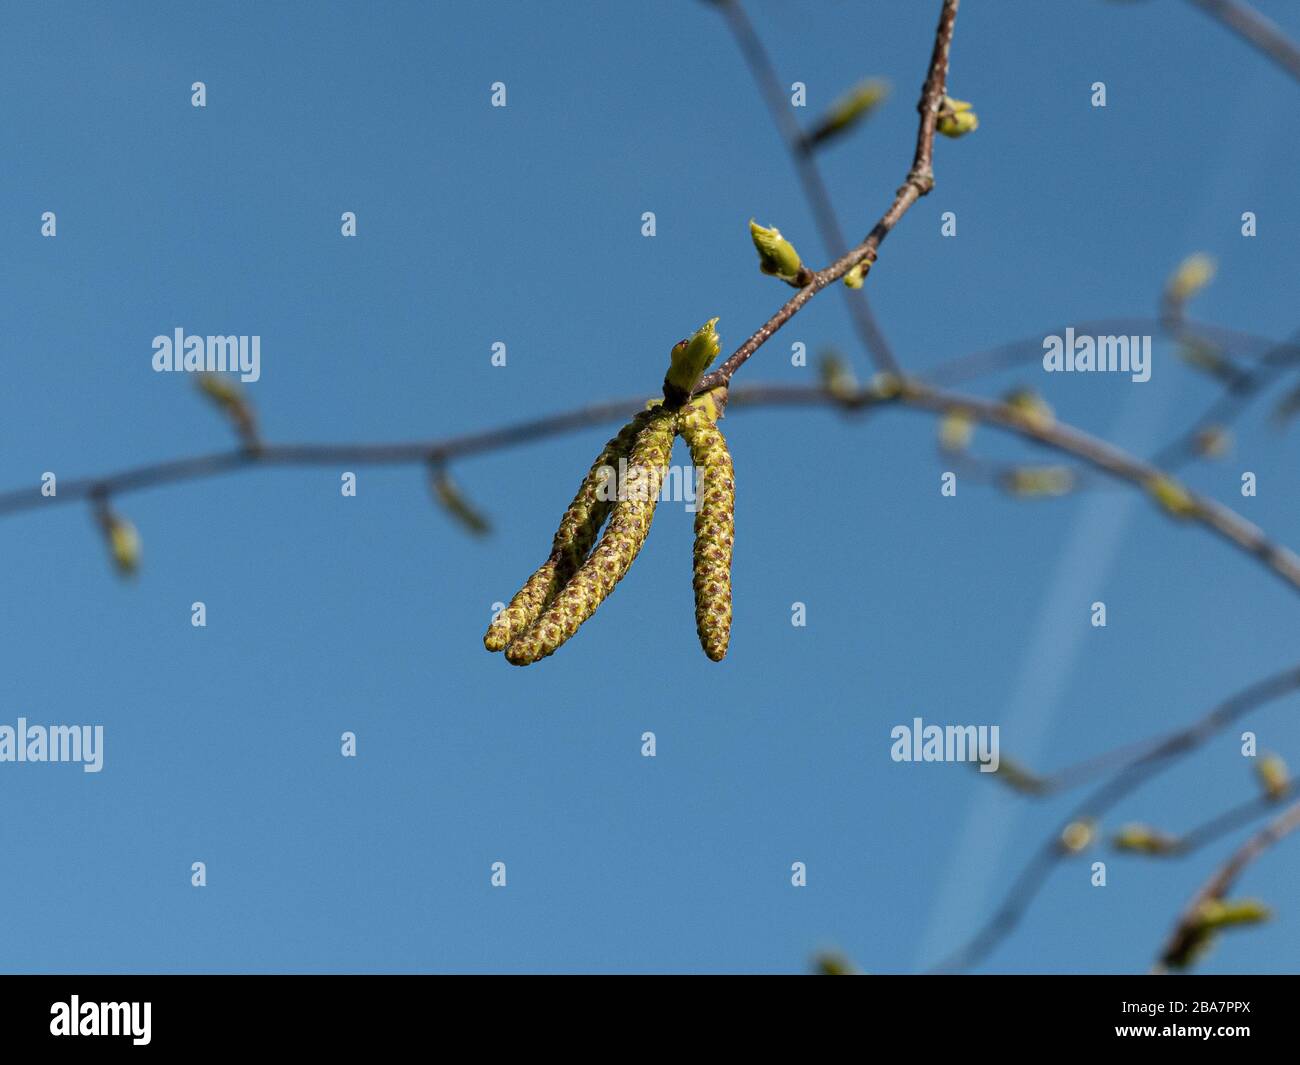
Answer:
936;96;979;137
749;219;804;284
1256;753;1289;801
1113;823;1181;855
1166;253;1216;305
806;78;890;149
1145;475;1199;520
663;317;721;404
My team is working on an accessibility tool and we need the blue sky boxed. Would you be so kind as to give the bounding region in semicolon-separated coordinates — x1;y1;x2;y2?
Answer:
2;0;1299;974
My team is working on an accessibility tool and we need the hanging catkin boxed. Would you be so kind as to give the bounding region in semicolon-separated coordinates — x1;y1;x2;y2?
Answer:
483;411;653;651
677;389;734;661
504;409;677;665
485;318;735;666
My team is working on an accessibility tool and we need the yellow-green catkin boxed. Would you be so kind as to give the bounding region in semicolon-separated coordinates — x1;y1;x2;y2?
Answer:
483;412;652;652
504;410;677;665
678;389;735;662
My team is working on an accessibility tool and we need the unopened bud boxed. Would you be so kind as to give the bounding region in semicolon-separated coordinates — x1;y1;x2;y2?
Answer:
939;410;975;452
1113;823;1180;855
1145;475;1199;520
1166;253;1216;305
1003;388;1054;432
1256;753;1289;801
664;317;721;402
1059;819;1095;854
806;78;889;149
811;950;861;975
1193;425;1231;458
1004;465;1075;498
936;96;979;138
197;372;259;449
819;352;859;403
869;372;904;400
1195;897;1271;932
93;499;141;577
749;219;804;284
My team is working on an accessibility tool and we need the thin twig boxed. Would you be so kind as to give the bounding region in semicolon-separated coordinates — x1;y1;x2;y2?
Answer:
1151;326;1300;470
712;0;899;373
1155;797;1300;971
922;318;1300;502
1185;0;1300;83
11;371;1300;607
930;665;1300;973
989;732;1184;799
0;396;650;517
925;315;1300;467
923;317;1300;388
1166;786;1295;856
696;0;961;391
899;379;1300;595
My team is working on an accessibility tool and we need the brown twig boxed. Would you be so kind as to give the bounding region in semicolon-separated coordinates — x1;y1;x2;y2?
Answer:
925;315;1300;468
924;316;1300;388
0;396;651;517
696;0;961;392
712;0;899;373
1151;326;1300;469
930;665;1300;973
10;370;1300;605
12;371;1300;624
1155;785;1296;857
898;379;1300;594
987;733;1182;799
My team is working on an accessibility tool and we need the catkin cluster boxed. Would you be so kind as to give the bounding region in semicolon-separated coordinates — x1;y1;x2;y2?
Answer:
484;321;735;666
